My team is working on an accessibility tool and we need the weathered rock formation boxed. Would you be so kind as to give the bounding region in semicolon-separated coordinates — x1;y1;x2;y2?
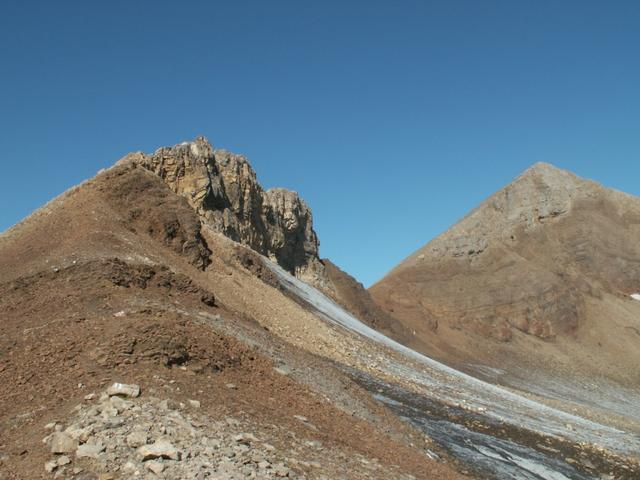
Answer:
119;137;327;287
371;162;640;342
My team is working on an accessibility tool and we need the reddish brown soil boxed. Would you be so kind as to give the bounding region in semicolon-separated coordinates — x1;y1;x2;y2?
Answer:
0;164;468;479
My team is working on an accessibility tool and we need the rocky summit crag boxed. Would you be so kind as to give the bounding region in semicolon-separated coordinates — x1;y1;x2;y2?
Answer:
119;137;327;288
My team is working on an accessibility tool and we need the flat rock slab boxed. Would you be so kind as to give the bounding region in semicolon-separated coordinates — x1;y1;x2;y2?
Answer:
138;440;180;461
146;460;165;474
107;382;140;398
50;432;77;454
76;442;106;459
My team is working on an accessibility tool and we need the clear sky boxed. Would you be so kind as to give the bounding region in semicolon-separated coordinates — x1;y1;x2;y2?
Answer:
1;1;639;286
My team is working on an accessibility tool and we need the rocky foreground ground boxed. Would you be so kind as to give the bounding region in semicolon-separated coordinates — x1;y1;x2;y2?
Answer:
42;381;365;480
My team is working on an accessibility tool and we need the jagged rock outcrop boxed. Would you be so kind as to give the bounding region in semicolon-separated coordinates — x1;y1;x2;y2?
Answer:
119;137;327;287
371;162;640;342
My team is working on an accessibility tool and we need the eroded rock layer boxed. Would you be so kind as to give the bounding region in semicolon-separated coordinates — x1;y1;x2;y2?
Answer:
119;137;326;287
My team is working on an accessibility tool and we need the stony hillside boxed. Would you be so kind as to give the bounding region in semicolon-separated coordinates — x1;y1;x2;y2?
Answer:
370;162;640;394
0;144;468;480
2;142;639;480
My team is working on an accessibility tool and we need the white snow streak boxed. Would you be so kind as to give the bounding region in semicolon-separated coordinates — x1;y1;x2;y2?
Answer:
265;259;640;458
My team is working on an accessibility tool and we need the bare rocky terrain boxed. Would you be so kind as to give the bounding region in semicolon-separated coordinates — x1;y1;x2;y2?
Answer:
0;140;468;479
119;137;327;289
370;162;640;426
2;138;639;479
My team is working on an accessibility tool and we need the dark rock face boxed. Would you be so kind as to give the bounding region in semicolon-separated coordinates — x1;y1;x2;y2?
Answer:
119;137;327;287
100;164;212;270
371;162;640;342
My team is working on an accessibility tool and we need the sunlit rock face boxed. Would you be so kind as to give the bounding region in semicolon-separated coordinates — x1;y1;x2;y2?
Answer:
120;136;328;288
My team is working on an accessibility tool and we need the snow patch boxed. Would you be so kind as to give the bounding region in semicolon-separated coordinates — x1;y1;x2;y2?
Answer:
264;259;640;458
476;446;573;480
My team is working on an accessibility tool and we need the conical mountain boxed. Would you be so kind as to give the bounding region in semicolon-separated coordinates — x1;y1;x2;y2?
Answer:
370;163;640;391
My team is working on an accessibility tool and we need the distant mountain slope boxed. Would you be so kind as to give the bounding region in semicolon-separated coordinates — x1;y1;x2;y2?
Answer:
370;163;640;389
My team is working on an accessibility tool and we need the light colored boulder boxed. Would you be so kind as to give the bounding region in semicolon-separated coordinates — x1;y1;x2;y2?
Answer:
50;432;77;454
126;430;148;448
76;442;105;459
137;439;180;461
106;382;140;398
145;460;165;474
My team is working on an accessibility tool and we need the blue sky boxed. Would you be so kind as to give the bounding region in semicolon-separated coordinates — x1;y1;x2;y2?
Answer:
1;1;639;286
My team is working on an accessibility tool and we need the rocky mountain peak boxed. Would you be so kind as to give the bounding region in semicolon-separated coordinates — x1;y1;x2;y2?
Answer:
415;163;594;262
490;162;582;224
372;162;640;345
511;161;585;201
168;136;215;161
119;137;328;288
520;161;570;177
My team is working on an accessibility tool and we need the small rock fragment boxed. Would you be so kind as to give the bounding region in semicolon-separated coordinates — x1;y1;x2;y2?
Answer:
64;426;90;443
57;455;71;466
200;292;216;306
274;463;291;477
233;433;258;444
76;442;105;459
146;461;165;474
126;430;148;448
106;382;140;398
188;399;200;408
100;404;118;418
159;399;180;410
50;432;77;454
109;395;133;412
44;461;58;473
137;440;180;461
